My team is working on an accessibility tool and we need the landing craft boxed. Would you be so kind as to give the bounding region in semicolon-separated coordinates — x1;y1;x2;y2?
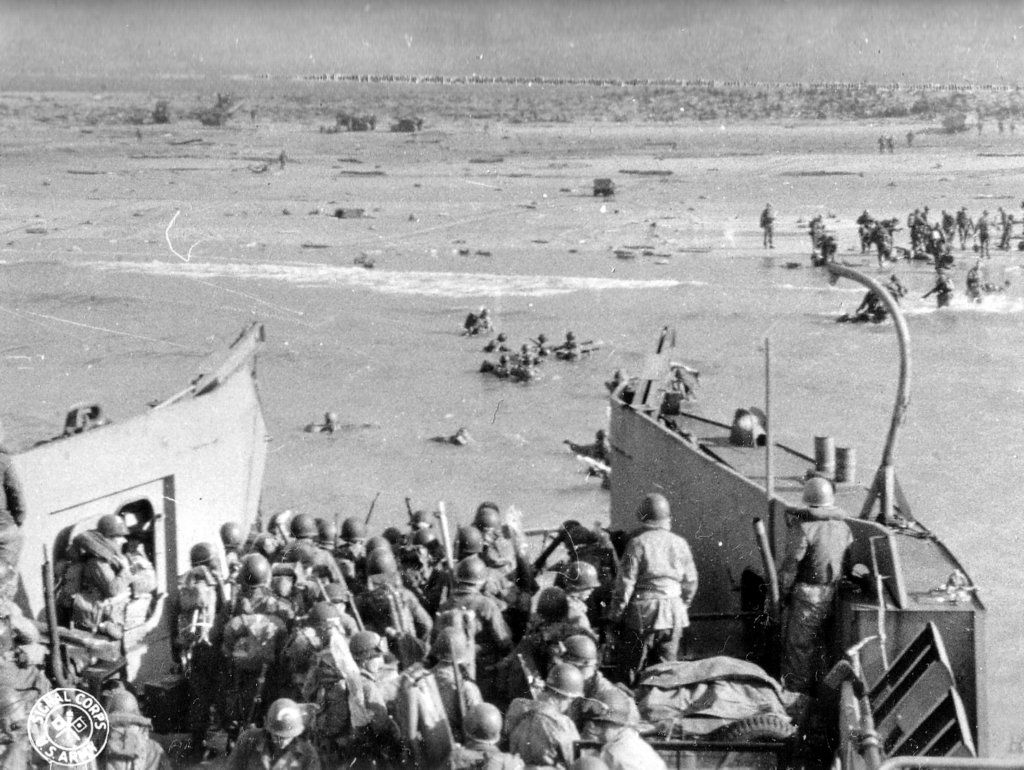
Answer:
599;265;985;766
12;323;267;686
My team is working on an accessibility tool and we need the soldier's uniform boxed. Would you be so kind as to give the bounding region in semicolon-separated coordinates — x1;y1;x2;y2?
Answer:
0;439;24;569
978;212;991;257
439;577;513;701
357;573;433;670
608;495;697;680
506;697;580;769
227;726;321;770
447;740;524;770
99;690;171;770
956;208;972;250
778;478;853;694
431;663;483;742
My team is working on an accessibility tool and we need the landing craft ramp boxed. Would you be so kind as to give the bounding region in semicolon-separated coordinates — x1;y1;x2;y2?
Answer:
608;399;986;755
11;323;268;683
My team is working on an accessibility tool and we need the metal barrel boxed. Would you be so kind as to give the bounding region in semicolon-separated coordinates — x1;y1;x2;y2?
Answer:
814;435;836;476
835;446;857;484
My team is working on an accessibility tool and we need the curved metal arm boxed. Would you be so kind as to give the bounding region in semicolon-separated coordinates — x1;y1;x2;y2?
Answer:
826;264;911;520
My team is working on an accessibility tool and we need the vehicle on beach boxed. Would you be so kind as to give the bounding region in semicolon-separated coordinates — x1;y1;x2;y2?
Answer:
11;323;268;688
591;264;984;768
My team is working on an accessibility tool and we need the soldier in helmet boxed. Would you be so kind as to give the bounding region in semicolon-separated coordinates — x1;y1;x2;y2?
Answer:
221;553;291;743
175;541;228;759
69;513;142;638
220;521;244;580
557;561;600;635
356;546;433;669
482;332;510;354
778;476;853;694
447;703;524;770
438;556;513;702
227;697;320;769
608;493;698;682
922;268;955;309
555;331;580;361
759;203;775;249
99;687;171;769
336;516;368;591
555;634;640;730
517;586;594;682
315;518;338;552
505;663;582;768
347;630;403;765
428;627;483;741
0;422;25;569
534;333;551;357
579;688;666;770
267;510;294;549
282;514;343;583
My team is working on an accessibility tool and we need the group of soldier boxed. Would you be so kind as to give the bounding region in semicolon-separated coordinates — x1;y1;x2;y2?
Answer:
479;330;597;382
152;496;710;769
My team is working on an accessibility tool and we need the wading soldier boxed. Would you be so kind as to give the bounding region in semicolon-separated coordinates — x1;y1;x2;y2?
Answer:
759;203;775;249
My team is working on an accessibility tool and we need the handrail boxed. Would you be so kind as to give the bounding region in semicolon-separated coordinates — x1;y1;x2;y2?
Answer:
825;264;911;521
879;759;1024;770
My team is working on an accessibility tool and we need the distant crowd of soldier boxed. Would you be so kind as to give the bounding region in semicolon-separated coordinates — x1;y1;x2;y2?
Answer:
479;329;599;383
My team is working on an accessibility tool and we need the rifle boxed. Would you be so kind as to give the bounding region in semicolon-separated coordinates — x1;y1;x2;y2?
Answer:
405;497;415;527
364;491;381;527
450;656;467;731
42;545;70;687
434;502;456;604
245;662;270;728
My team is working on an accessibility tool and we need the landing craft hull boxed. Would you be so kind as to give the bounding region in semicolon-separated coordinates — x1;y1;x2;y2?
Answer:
12;324;268;683
609;400;986;760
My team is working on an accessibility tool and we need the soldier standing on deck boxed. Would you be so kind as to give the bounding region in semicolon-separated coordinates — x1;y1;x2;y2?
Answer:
777;476;853;694
607;493;697;683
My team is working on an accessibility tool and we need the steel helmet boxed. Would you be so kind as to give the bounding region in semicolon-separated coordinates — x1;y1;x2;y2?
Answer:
104;688;141;716
366;547;398;577
341;516;366;542
349;630;385;660
365;536;392;555
465;702;503;744
566;331;576;341
97;514;129;538
240;553;272;586
310;601;341;627
412;529;438;548
409;509;431;529
382;526;405;546
537;333;547;343
316;518;337;545
219;522;243;550
560;634;598;666
431;627;469;664
189;542;217;568
290;513;318;539
265;698;305;738
562;561;599;593
455;555;487;586
802;476;835;508
536;586;569;622
253;533;280;559
545;662;585;698
497;333;507;342
473;503;501;531
456;526;484;556
637;493;671;524
269;510;293;535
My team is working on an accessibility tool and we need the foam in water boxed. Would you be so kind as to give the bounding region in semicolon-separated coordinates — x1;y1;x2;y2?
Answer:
80;260;685;298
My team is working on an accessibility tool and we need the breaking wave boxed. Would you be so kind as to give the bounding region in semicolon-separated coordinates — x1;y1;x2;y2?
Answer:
81;260;685;297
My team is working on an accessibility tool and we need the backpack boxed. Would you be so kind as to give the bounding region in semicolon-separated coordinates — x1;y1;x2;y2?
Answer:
177;567;220;648
223;613;286;672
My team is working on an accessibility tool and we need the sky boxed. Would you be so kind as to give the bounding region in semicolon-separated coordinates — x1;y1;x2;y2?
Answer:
2;0;1023;87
